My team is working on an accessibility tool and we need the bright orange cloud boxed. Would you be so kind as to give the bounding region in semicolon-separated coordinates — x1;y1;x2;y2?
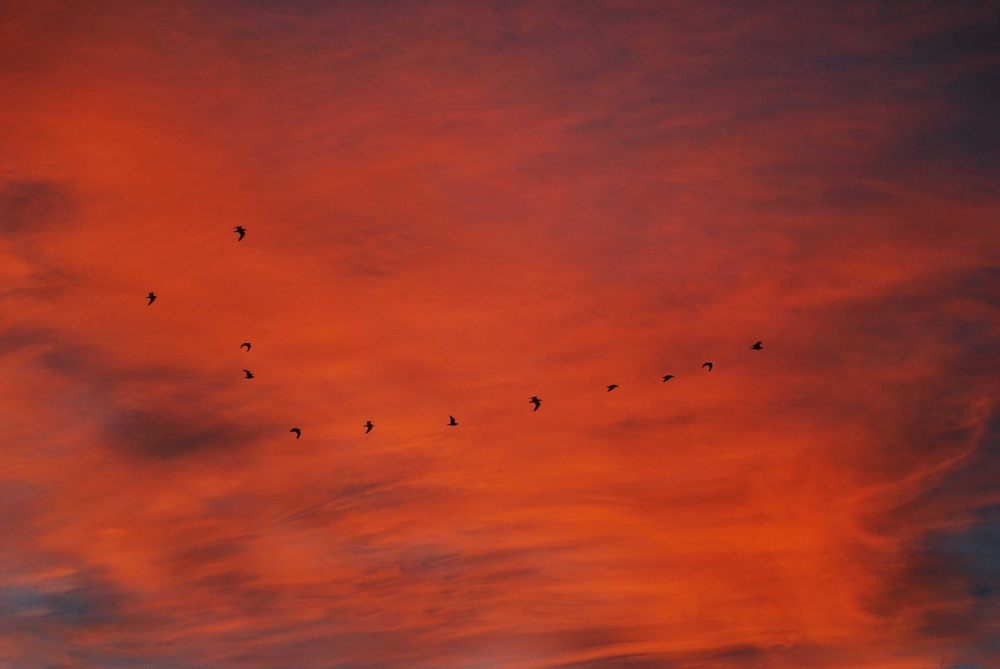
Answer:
1;2;999;668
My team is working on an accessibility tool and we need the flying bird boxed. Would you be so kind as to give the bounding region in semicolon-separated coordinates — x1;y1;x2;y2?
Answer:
607;384;618;392
146;292;156;305
234;226;246;241
702;362;713;371
243;369;254;379
290;428;301;439
448;415;458;426
240;342;251;352
529;396;542;411
364;421;374;434
752;341;763;350
662;375;674;382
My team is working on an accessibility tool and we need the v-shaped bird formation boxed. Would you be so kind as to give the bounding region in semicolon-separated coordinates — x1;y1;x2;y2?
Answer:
146;226;764;438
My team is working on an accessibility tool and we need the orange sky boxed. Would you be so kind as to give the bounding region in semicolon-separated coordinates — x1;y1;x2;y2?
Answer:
1;2;999;667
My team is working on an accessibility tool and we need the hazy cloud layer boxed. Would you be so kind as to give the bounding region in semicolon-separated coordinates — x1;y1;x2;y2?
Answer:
0;1;998;667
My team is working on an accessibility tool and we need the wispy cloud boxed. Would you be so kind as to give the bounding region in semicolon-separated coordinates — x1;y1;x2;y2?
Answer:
0;1;997;667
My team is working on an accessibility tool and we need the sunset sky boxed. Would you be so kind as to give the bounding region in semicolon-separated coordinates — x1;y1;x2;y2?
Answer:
1;1;999;667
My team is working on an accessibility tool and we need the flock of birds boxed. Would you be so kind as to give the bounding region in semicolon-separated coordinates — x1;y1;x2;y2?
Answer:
145;226;764;439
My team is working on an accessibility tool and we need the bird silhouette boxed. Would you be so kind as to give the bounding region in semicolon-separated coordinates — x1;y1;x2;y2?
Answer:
448;415;458;426
751;341;762;350
290;428;301;439
702;362;713;371
529;396;542;411
662;375;674;382
240;342;251;352
234;226;246;241
364;421;374;434
243;369;254;379
146;292;156;305
607;384;618;392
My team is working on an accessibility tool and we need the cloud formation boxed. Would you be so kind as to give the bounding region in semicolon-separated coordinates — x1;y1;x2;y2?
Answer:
0;1;998;667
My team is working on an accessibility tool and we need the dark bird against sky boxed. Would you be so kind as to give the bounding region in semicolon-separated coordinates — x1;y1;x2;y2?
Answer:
702;362;713;371
662;375;674;382
241;342;251;351
448;415;458;426
607;384;618;392
234;226;246;241
290;428;301;439
243;369;254;379
364;421;374;434
529;396;542;411
146;292;156;305
752;341;763;350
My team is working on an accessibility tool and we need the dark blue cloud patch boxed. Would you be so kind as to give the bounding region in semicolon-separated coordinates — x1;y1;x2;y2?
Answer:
912;502;1000;643
0;560;180;669
864;408;1000;644
0;324;279;460
940;62;1000;169
0;180;77;236
937;505;1000;602
905;8;1000;67
0;573;122;627
103;408;266;459
890;11;1000;179
913;63;1000;178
